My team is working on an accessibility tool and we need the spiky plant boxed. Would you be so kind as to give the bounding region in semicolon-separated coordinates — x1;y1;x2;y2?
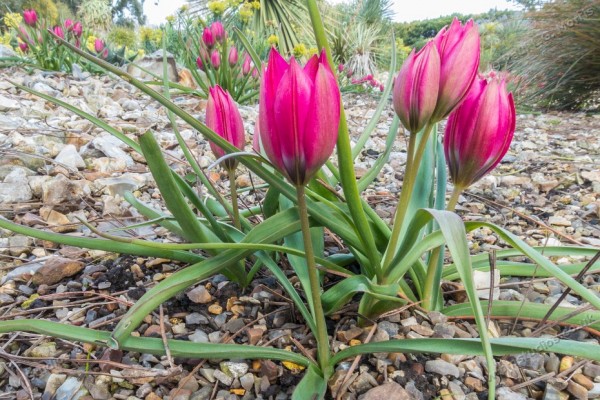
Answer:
77;0;112;34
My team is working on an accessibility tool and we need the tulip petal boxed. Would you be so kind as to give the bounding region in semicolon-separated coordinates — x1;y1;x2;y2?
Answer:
273;58;314;184
302;62;340;180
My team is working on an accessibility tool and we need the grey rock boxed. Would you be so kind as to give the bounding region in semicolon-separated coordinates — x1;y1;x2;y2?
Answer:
0;44;17;58
42;174;90;207
188;330;209;343
187;285;212;304
8;235;32;256
584;363;600;379
0;169;33;202
496;386;527;400
93;176;143;197
239;373;254;391
515;353;545;370
32;81;59;97
213;369;233;386
425;359;460;378
220;361;248;378
44;374;67;398
589;383;600;399
543;384;565;400
0;114;25;130
54;376;88;400
89;136;134;166
0;94;19;112
55;144;85;170
185;312;209;325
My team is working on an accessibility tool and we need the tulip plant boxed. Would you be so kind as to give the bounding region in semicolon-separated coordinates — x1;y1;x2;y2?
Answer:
1;2;600;400
169;16;260;103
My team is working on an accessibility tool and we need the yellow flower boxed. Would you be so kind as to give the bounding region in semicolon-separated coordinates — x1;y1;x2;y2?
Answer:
293;43;307;58
86;35;97;52
239;7;253;22
251;1;261;10
179;4;189;12
308;47;318;56
208;0;228;15
0;32;12;46
3;12;23;29
267;34;279;46
166;15;176;23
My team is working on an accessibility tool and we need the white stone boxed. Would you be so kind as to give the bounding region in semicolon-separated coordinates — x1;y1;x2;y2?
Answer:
55;144;85;170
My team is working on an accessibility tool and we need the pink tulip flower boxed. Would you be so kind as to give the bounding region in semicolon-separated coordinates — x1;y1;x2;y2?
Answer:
242;53;252;76
431;18;481;120
64;19;73;30
19;42;29;52
73;21;83;37
202;27;214;48
210;21;226;43
23;9;37;26
206;85;245;170
228;46;238;67
258;48;340;185
338;64;344;73
392;41;440;133
444;75;515;189
53;26;65;39
196;56;204;70
94;38;105;53
210;49;221;69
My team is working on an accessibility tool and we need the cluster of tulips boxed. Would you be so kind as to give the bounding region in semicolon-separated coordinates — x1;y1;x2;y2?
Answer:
15;9;108;70
188;20;259;102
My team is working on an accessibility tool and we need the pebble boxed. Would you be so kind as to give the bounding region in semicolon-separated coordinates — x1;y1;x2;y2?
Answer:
32;256;84;285
187;286;213;304
362;382;410;399
425;359;460;378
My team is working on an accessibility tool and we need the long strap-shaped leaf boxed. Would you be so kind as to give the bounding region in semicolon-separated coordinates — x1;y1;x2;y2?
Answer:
110;208;307;344
331;337;600;365
444;300;600;331
0;320;309;366
0;217;202;264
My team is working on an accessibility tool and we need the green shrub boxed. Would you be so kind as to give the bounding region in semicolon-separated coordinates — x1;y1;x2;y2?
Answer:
508;0;600;110
108;25;136;48
77;0;112;33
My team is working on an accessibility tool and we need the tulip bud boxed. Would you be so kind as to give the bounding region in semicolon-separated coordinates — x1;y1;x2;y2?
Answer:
202;27;214;48
211;21;226;43
392;41;440;133
431;18;481;121
242;52;251;76
64;19;73;30
210;49;221;69
258;48;340;185
228;46;238;67
94;38;105;53
53;26;65;39
23;9;37;26
251;68;258;79
101;48;109;59
206;85;245;170
338;64;344;73
19;42;29;52
73;21;83;37
196;56;204;70
444;75;515;189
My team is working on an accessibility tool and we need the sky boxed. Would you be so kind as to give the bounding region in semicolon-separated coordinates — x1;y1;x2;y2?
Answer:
144;0;519;26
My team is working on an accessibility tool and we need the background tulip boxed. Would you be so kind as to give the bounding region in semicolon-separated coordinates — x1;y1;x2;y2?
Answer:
73;21;82;37
392;41;440;133
19;42;29;52
202;27;214;48
444;75;515;189
228;46;238;67
64;19;73;30
242;53;251;75
258;48;340;185
432;18;481;121
210;49;221;69
211;21;226;43
53;26;65;39
206;85;245;170
196;56;204;70
23;10;37;26
94;38;105;53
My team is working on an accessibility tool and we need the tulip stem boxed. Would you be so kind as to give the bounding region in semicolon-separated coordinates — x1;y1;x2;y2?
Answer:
228;170;241;230
296;184;331;375
422;186;462;310
383;123;434;271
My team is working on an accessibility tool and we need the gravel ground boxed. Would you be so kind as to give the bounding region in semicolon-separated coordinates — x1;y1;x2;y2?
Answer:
0;66;599;400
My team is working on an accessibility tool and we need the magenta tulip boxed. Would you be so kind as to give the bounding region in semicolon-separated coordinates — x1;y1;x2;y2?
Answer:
210;49;221;69
196;56;204;70
202;27;214;48
206;85;245;170
73;21;83;37
94;38;105;53
258;48;340;185
228;46;238;67
210;21;226;43
431;18;481;121
242;53;251;76
444;75;515;189
64;19;73;30
19;42;29;53
337;64;344;73
53;26;65;39
23;9;37;26
392;41;440;133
